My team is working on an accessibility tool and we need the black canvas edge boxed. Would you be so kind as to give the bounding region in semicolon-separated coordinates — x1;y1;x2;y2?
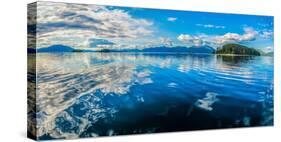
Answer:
27;2;38;141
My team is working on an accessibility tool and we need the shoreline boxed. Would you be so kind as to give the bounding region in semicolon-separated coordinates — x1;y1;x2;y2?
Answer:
31;52;272;57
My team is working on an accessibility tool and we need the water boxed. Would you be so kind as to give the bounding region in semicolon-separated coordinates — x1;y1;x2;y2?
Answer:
29;53;273;140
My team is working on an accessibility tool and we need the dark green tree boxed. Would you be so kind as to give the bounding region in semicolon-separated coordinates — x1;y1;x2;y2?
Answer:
216;43;261;56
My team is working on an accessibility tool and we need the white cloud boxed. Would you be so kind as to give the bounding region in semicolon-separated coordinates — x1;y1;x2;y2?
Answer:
34;2;153;49
177;34;192;42
261;31;273;39
177;34;204;47
213;27;258;46
196;24;225;29
177;27;264;48
160;37;173;46
167;17;177;22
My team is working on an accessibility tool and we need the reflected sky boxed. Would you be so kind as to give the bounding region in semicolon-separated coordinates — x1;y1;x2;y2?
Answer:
33;53;273;140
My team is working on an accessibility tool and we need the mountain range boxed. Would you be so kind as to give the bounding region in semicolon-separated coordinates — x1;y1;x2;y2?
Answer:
34;44;268;56
36;45;215;54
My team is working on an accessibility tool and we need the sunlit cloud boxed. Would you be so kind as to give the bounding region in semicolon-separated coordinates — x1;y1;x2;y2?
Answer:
196;24;225;29
177;34;205;47
28;2;273;51
34;2;154;49
167;17;177;22
175;26;272;49
160;37;173;46
212;27;258;46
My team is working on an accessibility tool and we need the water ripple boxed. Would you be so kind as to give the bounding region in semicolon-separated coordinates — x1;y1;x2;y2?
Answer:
30;53;273;139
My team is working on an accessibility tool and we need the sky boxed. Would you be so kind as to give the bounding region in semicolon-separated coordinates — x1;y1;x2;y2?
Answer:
29;2;274;53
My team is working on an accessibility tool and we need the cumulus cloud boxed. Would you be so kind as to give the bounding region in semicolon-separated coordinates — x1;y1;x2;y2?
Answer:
167;17;177;22
213;27;258;45
177;34;204;47
176;27;265;48
196;24;225;29
34;2;153;49
160;37;173;46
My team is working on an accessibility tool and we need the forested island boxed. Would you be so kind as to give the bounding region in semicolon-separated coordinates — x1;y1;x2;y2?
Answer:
215;43;261;56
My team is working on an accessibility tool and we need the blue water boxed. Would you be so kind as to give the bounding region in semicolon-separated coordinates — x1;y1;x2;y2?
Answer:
32;53;273;140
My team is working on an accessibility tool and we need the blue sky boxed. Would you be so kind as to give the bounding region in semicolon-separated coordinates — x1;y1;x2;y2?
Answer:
31;2;274;52
122;6;273;50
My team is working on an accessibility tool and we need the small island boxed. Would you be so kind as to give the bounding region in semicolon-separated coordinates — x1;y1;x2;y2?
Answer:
215;43;261;56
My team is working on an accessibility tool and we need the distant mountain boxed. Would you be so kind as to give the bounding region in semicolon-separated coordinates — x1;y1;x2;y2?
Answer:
185;45;215;54
216;43;261;56
97;45;215;54
37;45;74;52
36;44;216;54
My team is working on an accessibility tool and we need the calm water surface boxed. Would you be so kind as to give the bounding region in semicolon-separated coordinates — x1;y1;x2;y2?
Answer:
30;53;273;140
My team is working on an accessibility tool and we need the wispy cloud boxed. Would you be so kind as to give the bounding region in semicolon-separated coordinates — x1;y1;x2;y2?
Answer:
167;17;177;22
177;34;205;47
260;30;273;39
34;2;154;49
196;24;225;29
29;2;273;50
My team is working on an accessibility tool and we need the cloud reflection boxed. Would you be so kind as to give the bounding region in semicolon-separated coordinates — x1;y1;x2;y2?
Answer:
33;53;273;139
36;53;156;138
